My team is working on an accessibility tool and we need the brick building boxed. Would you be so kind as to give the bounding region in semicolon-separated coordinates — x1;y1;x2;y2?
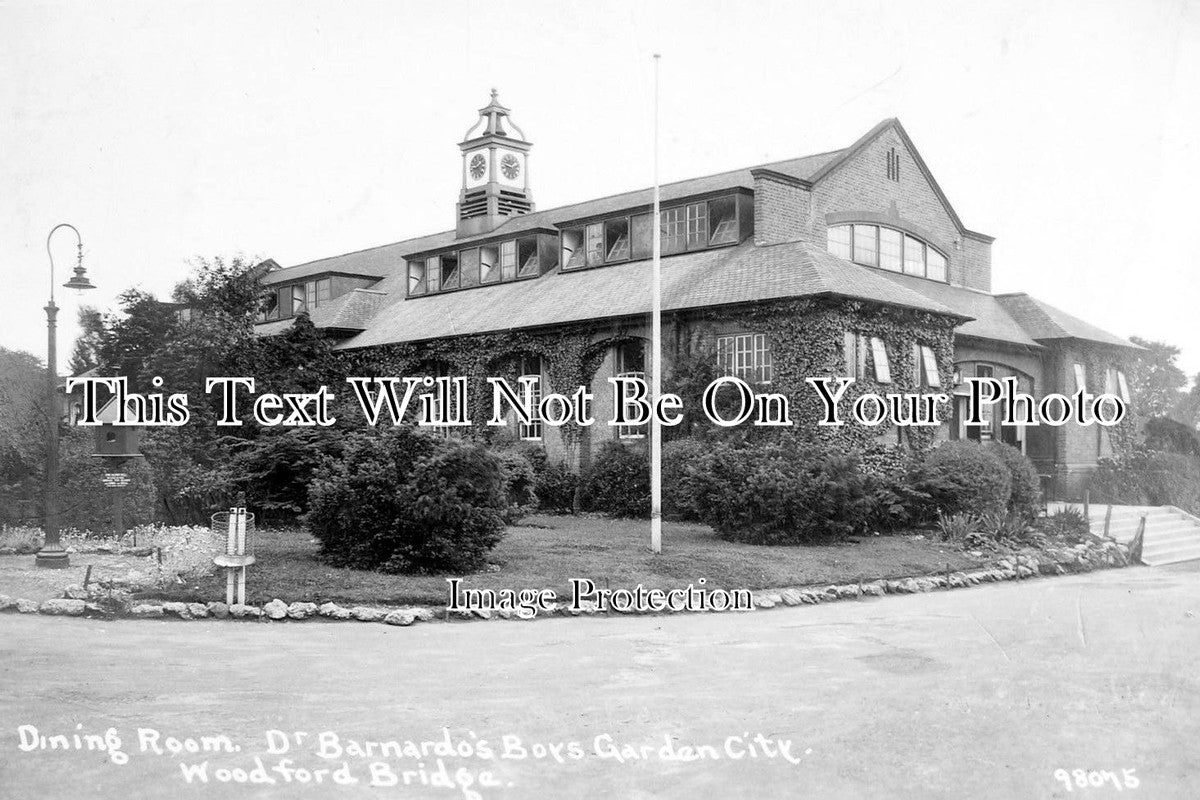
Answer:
257;93;1139;496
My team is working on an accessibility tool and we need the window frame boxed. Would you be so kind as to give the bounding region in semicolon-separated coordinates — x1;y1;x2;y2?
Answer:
717;332;772;385
827;223;950;283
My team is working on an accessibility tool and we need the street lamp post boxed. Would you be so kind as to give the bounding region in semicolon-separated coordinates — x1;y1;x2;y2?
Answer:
35;223;96;569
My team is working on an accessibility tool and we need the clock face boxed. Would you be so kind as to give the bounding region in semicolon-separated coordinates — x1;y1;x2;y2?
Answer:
500;153;521;181
469;153;487;181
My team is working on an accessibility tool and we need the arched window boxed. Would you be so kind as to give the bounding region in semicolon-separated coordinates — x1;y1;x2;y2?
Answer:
826;224;948;282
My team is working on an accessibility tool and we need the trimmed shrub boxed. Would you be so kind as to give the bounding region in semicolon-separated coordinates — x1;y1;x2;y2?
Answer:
305;427;507;573
914;441;1012;521
662;438;707;521
582;442;650;518
496;451;537;524
533;460;579;514
989;443;1042;521
688;438;874;545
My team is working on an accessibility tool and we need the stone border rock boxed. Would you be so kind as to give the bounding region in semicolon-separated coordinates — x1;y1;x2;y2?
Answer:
0;539;1132;627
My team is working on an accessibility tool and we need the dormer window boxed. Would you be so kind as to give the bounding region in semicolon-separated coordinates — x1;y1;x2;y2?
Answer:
256;275;369;322
827;224;949;282
560;194;749;272
407;234;552;297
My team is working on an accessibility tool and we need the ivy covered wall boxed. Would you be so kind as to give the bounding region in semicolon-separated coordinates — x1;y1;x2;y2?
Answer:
333;296;961;467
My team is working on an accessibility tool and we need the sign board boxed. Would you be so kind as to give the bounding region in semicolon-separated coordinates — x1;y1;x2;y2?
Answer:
101;472;130;488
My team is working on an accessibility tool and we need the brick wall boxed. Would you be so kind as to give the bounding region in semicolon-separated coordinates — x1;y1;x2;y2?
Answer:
803;125;993;292
751;170;812;246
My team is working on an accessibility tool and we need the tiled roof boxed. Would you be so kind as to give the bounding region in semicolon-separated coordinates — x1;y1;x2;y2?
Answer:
331;240;959;350
876;272;1042;348
994;294;1142;349
261;150;846;286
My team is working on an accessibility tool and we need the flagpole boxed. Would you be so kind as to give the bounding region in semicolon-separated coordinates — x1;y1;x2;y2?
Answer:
650;53;663;554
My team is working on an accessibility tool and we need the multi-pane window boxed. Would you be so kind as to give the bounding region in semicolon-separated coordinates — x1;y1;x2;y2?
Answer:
560;195;745;271
660;207;686;255
686;202;708;248
256;276;343;322
853;224;877;265
826;224;949;282
844;333;891;383
586;223;605;266
615;340;646;439
903;235;924;276
410;236;545;296
879;228;902;272
926;249;947;282
826;225;852;260
426;256;441;293
500;241;517;281
302;277;332;309
717;333;773;384
518;355;543;441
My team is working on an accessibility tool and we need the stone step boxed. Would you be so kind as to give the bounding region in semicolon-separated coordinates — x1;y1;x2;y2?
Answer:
1142;525;1200;546
1141;542;1200;566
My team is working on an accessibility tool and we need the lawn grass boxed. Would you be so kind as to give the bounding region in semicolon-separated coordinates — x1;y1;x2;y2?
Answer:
162;515;982;607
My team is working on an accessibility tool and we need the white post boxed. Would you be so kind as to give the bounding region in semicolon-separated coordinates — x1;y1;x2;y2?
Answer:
225;508;237;605
650;53;663;554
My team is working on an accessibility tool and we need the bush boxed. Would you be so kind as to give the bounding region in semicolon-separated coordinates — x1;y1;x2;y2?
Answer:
1038;506;1090;541
533;460;579;514
305;427;507;573
936;510;979;542
1088;449;1200;515
511;445;578;514
914;441;1012;522
495;451;537;524
989;443;1042;521
582;442;650;518
662;438;707;521
688;437;874;545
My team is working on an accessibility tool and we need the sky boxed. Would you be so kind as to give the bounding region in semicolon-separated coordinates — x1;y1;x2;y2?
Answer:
2;0;1198;380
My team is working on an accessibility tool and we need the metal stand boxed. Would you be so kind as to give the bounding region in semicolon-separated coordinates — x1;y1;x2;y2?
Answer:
213;507;254;605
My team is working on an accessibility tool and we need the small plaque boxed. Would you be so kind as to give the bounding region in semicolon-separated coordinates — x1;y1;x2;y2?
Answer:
102;472;130;488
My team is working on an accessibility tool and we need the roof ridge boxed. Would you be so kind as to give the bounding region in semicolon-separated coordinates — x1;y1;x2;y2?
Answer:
282;148;849;272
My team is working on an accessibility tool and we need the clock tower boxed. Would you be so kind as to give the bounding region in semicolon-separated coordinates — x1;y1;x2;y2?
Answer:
456;89;534;237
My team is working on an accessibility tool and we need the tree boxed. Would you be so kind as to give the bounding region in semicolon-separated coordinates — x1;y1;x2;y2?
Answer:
1129;336;1187;420
1174;373;1200;431
68;306;104;375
